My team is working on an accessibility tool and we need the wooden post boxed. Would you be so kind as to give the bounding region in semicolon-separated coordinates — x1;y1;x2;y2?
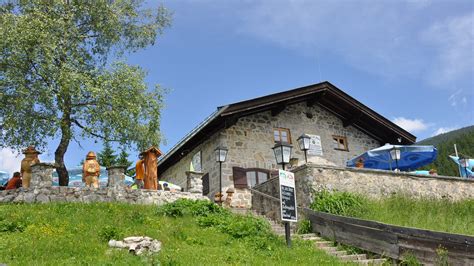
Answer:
140;146;162;190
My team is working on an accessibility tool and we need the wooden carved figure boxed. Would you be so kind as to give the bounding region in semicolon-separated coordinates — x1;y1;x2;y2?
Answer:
20;145;41;188
140;146;162;190
82;151;101;188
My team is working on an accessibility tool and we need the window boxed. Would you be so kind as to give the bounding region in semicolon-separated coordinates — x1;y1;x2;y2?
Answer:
332;135;348;151
273;128;291;143
233;167;273;188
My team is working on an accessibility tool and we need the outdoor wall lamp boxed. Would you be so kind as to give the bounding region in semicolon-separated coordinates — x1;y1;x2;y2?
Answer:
389;147;401;170
214;146;228;205
272;142;293;170
297;133;311;163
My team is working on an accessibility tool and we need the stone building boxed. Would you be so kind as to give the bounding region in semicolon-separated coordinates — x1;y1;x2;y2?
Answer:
158;82;415;207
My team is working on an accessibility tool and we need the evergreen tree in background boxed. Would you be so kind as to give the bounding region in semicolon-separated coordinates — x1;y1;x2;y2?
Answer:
97;141;117;168
418;126;474;176
117;148;133;176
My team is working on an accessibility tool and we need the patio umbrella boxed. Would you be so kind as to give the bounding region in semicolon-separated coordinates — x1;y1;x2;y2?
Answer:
52;167;134;187
347;144;437;171
0;171;10;186
448;156;474;178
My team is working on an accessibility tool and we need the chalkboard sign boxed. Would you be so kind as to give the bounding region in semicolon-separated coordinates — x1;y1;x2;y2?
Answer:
279;170;297;222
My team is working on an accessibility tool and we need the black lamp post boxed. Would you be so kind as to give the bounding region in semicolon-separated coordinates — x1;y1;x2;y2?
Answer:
297;134;311;163
215;146;228;205
272;142;293;248
390;147;401;171
272;142;293;170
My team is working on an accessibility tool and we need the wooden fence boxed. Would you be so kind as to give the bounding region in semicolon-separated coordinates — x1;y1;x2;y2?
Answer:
304;208;474;265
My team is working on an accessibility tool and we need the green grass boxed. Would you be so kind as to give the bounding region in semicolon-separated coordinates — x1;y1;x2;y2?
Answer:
357;195;474;236
310;190;474;236
0;202;346;265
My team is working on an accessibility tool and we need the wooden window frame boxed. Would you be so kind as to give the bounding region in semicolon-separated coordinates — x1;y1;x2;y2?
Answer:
246;168;270;188
233;167;274;189
332;135;349;151
273;127;292;144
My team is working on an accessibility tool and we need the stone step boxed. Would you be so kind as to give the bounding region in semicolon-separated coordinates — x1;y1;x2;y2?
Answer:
298;233;318;238
301;236;324;241
319;246;338;252
338;254;367;261
355;259;387;265
314;241;334;248
327;250;348;256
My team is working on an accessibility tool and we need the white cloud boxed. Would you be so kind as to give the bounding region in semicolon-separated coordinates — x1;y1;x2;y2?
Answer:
0;148;22;175
393;117;430;133
237;1;473;88
432;126;458;136
421;13;474;85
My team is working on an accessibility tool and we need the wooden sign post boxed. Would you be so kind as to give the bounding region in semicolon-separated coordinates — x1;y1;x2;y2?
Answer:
140;146;162;190
279;169;297;248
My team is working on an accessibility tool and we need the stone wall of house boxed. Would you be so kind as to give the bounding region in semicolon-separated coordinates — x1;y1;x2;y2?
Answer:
0;163;207;205
159;130;224;197
161;101;382;208
294;164;474;206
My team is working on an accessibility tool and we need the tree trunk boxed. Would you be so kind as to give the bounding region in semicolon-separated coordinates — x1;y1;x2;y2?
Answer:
55;98;72;186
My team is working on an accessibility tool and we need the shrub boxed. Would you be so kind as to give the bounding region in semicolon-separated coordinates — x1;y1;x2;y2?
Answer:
0;220;26;233
310;190;368;216
98;225;121;242
296;219;312;234
400;252;422;266
156;199;227;218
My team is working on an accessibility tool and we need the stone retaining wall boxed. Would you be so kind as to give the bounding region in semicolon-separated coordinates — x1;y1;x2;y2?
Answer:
0;163;207;205
0;186;207;204
250;164;474;221
294;164;474;207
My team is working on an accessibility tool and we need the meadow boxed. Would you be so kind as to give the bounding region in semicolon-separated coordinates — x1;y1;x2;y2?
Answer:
0;200;347;265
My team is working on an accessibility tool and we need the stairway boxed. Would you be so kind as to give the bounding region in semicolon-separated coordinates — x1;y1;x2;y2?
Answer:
298;233;387;265
234;209;387;265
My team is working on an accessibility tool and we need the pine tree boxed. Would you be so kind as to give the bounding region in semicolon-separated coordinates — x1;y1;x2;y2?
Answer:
117;148;133;170
97;141;117;168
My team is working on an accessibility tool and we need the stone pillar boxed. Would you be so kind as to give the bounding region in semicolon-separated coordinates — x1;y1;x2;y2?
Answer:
186;171;203;193
107;166;126;190
30;163;56;189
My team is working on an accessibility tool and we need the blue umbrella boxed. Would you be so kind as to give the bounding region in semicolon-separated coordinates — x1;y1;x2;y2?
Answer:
52;167;134;187
0;171;10;186
448;156;474;178
347;144;437;171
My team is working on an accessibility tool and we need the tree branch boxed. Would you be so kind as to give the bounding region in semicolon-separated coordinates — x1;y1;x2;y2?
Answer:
73;119;119;141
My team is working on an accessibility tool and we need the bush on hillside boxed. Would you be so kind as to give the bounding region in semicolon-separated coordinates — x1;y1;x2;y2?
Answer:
156;199;227;218
310;189;368;216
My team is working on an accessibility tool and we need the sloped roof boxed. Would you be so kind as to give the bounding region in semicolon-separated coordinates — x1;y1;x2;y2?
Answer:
158;81;416;173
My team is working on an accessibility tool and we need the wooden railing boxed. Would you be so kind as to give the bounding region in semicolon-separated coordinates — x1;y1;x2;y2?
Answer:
304;208;474;265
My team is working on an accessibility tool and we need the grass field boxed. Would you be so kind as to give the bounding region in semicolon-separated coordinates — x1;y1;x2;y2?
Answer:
311;191;474;236
0;202;347;265
357;196;474;236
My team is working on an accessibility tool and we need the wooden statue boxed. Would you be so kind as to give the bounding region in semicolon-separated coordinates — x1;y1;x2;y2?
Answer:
134;155;145;189
20;145;41;188
140;146;162;190
82;151;101;188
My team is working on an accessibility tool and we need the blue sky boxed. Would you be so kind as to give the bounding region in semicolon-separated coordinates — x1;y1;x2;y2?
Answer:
1;0;473;174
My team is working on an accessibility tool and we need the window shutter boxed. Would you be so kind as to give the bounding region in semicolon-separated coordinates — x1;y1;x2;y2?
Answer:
233;167;247;189
202;173;209;195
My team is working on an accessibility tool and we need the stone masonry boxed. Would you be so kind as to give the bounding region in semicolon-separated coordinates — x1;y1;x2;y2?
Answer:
160;101;381;208
0;165;207;204
294;163;474;206
250;164;474;223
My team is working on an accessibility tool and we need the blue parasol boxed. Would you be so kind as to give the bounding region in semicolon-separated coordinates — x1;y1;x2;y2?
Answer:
347;144;437;171
448;156;474;178
52;167;134;187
